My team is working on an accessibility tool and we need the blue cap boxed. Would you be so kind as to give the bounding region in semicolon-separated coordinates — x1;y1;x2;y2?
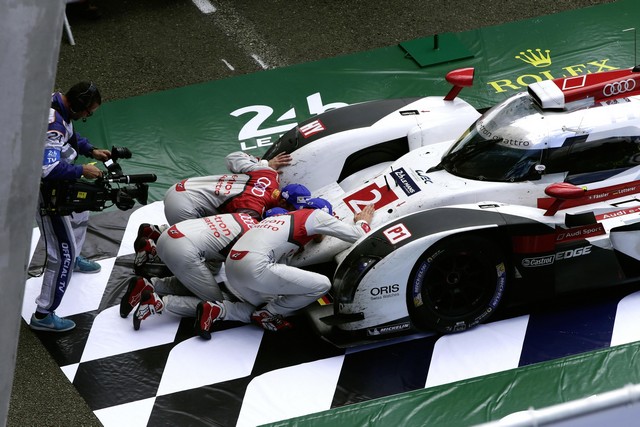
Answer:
305;197;333;215
264;207;289;218
281;184;311;209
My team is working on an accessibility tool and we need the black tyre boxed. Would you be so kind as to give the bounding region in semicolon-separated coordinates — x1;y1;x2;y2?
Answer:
407;234;507;333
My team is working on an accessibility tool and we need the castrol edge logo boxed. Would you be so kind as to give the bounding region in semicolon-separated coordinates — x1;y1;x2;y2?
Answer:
522;245;592;268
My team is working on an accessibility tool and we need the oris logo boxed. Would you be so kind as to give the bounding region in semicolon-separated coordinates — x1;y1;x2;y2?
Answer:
603;79;636;97
370;284;400;300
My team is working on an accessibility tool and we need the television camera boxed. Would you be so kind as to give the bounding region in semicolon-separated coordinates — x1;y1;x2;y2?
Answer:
41;146;157;216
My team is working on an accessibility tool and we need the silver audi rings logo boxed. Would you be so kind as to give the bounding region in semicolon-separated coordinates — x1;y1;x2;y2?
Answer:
603;79;636;97
251;177;272;197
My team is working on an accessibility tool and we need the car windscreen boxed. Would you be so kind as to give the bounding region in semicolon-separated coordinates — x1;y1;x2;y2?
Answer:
438;94;544;182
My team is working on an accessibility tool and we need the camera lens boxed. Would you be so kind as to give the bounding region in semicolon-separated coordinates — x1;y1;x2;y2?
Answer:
111;146;132;161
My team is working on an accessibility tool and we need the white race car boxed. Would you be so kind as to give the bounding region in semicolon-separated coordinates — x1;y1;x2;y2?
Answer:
264;66;640;346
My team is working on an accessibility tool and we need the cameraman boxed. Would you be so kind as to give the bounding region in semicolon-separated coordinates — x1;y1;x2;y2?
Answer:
31;82;111;332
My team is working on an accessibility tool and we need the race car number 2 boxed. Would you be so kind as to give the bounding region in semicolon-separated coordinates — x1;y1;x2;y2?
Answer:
344;180;399;213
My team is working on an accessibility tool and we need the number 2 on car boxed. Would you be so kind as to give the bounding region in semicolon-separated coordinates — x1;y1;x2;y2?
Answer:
344;179;399;213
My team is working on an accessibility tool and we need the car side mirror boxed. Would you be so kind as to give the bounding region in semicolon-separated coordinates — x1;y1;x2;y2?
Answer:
542;182;587;216
444;68;474;101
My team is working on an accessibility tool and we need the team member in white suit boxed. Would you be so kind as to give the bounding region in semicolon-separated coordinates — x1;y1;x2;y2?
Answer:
194;199;375;338
163;151;309;224
119;212;258;331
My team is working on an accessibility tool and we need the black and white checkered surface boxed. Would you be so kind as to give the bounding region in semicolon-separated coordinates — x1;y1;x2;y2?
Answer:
22;202;640;426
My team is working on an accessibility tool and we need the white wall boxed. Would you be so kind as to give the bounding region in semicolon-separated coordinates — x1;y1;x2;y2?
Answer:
0;1;66;426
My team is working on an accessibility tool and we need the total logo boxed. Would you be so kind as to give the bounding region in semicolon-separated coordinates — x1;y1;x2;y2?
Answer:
521;245;592;267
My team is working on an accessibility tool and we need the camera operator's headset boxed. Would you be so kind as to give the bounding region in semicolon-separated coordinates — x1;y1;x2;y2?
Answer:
67;82;98;121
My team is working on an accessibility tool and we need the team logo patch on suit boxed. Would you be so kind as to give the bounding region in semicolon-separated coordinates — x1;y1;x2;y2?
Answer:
229;249;249;260
175;179;187;192
167;225;185;239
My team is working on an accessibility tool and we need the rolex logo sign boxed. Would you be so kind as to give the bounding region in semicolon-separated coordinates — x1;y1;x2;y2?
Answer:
515;49;552;67
486;47;619;95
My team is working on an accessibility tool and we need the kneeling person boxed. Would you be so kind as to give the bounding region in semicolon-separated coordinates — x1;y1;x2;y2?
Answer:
119;212;258;330
163;151;309;224
195;198;375;337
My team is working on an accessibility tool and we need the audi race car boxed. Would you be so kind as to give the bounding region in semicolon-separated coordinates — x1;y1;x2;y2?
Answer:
263;67;481;193
265;65;640;346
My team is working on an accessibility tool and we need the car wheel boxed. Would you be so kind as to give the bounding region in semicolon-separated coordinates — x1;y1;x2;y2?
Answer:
407;234;507;334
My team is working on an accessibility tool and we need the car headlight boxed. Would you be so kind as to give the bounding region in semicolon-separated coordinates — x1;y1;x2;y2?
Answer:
333;255;381;304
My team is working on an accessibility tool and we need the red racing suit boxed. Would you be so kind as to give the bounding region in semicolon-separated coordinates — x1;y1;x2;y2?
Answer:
223;208;371;319
163;151;281;224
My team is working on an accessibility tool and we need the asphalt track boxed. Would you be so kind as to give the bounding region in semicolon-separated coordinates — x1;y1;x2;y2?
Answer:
8;1;616;426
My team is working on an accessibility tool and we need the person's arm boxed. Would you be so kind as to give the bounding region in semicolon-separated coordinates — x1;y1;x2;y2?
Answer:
74;132;94;156
305;205;374;243
225;151;291;173
43;144;102;180
73;132;111;161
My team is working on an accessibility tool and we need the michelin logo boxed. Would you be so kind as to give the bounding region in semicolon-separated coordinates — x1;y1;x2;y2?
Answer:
367;323;411;336
391;167;421;196
522;246;592;267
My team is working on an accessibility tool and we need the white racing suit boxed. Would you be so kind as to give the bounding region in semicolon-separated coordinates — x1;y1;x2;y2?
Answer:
151;212;256;317
163;151;281;224
223;209;371;321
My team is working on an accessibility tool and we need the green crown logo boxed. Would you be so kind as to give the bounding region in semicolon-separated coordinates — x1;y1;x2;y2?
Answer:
515;49;552;68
